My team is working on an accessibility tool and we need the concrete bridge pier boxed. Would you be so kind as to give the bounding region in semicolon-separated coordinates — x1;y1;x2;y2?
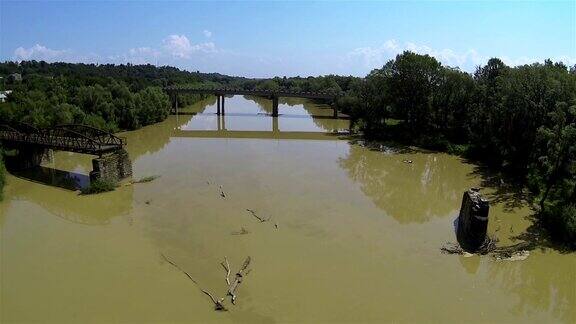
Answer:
221;95;225;115
89;149;133;183
272;96;279;117
332;103;338;118
216;95;221;115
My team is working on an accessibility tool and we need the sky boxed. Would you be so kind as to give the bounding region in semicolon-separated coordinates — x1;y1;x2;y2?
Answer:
1;1;574;78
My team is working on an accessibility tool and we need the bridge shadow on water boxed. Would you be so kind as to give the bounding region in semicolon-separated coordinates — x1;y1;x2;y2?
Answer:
11;166;90;191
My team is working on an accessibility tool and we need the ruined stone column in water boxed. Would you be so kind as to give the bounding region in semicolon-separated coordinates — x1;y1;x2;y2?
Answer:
90;149;132;183
456;188;490;252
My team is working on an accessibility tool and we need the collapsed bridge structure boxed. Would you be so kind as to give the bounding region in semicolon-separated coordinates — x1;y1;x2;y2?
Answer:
0;123;132;182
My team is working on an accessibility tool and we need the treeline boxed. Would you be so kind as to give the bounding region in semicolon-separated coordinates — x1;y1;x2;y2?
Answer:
339;52;576;246
0;61;231;131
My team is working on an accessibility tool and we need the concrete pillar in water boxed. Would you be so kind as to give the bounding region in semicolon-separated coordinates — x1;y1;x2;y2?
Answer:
221;96;225;115
89;149;133;183
272;96;279;117
333;103;338;118
456;188;490;252
216;95;221;115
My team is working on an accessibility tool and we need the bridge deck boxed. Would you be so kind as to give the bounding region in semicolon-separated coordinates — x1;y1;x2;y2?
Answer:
165;87;339;100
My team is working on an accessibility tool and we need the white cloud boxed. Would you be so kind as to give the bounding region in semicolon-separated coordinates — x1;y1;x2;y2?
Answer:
203;30;212;38
347;40;576;73
163;34;216;59
14;44;68;61
348;39;484;71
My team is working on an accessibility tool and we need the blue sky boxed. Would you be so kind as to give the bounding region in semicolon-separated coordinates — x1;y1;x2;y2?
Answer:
1;1;574;77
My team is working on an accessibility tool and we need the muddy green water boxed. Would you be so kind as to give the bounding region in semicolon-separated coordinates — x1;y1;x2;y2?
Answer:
1;96;574;323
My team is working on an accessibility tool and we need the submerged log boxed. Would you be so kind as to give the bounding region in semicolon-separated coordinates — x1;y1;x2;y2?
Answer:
456;188;490;253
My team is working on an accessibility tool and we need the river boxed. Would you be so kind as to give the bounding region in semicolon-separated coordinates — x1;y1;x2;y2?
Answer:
1;96;574;323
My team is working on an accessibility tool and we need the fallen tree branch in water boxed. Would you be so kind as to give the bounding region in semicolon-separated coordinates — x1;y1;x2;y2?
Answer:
131;175;160;184
246;209;269;222
161;253;227;311
231;227;250;235
221;256;231;286
227;256;252;304
440;236;534;261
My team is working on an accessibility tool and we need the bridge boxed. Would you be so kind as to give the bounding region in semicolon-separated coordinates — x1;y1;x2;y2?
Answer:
164;86;341;118
0;124;125;155
0;123;132;182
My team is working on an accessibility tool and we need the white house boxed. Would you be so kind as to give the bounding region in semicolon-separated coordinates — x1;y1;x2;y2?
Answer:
0;90;12;102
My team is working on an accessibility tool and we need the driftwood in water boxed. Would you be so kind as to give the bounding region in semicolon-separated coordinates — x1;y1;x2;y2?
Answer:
221;256;252;304
246;209;269;222
161;253;227;311
231;227;250;235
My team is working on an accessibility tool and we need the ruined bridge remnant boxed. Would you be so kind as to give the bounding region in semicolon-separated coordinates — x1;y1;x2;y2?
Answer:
165;86;341;118
0;123;132;183
456;188;490;252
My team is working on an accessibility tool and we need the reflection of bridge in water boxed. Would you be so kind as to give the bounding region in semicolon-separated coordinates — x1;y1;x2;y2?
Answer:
173;115;349;140
172;95;350;140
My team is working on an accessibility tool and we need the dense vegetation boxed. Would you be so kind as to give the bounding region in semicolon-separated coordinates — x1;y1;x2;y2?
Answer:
339;53;576;247
0;61;230;131
0;58;574;247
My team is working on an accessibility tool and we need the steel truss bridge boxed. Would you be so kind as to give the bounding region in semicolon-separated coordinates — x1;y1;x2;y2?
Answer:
0;123;126;156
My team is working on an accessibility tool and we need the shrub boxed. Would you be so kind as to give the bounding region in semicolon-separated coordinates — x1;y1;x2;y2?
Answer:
81;179;117;194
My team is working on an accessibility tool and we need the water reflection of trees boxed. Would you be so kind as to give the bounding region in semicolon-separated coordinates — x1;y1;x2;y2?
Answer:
8;174;133;225
338;144;475;223
487;256;575;323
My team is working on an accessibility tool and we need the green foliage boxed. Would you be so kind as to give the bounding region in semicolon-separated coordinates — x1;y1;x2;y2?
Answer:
0;61;222;131
81;179;118;195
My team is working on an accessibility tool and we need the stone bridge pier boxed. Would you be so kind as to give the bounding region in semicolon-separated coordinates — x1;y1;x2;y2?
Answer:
89;149;133;183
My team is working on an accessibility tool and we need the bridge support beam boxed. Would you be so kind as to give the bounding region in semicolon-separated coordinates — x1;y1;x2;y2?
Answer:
221;96;225;115
4;146;47;170
90;149;132;183
216;95;221;115
272;96;279;117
